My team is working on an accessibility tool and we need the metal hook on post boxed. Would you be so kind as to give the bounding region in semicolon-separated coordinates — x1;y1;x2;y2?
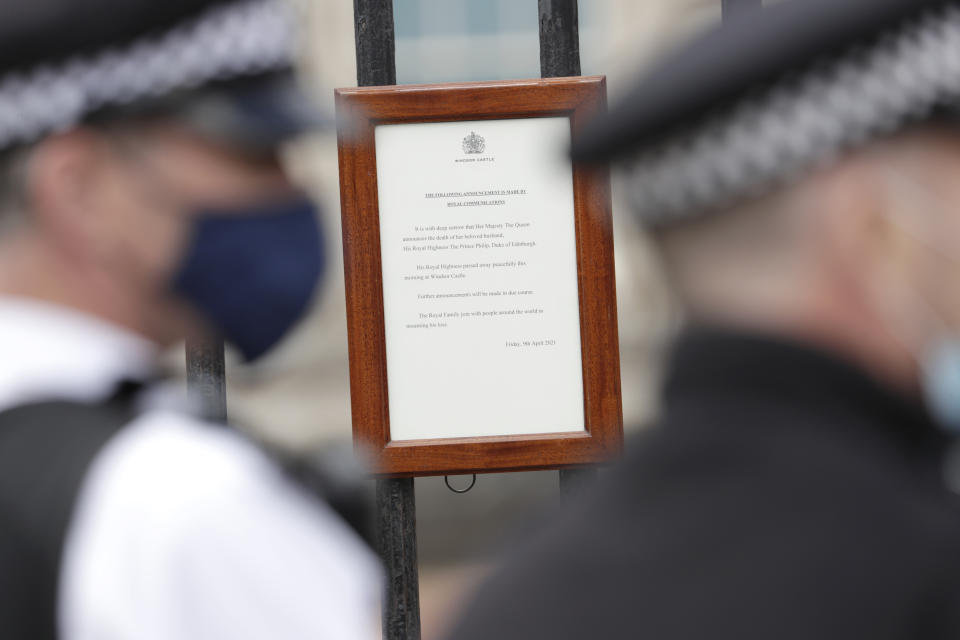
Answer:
444;475;477;494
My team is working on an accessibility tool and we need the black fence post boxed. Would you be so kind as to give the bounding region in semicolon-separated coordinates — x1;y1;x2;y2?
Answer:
185;335;227;422
539;0;581;78
376;476;420;640
353;2;421;640
722;0;762;19
355;0;397;87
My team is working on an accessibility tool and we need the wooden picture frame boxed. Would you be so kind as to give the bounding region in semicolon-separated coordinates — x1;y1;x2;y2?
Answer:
336;76;622;477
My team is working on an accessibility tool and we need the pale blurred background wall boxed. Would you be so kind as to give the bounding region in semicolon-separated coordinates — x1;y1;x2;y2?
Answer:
203;1;765;637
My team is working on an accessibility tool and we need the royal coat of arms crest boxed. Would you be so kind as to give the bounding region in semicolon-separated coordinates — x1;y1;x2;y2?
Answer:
462;131;485;154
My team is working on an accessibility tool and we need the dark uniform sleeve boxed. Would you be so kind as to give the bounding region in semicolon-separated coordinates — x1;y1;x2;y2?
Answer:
920;553;960;640
443;432;960;640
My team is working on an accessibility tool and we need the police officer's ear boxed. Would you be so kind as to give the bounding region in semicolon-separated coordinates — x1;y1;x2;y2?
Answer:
801;158;885;294
803;162;876;285
25;128;127;266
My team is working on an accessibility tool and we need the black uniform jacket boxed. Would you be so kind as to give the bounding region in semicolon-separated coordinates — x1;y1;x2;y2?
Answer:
447;328;960;639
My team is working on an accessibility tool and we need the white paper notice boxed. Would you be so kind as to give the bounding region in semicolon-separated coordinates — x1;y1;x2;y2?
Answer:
376;117;585;441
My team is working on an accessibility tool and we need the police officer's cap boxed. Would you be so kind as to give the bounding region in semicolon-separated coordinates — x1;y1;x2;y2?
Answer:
0;0;319;156
571;0;960;224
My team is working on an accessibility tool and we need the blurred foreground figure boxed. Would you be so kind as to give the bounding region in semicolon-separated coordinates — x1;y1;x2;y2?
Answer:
449;1;960;638
0;1;378;639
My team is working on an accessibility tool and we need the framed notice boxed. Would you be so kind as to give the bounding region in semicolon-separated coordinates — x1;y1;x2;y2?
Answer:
336;76;622;477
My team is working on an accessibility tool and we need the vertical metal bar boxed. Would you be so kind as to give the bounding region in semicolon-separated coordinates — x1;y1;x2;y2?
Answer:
722;0;762;19
355;0;397;87
353;2;420;639
376;478;421;640
185;335;227;422
538;0;581;78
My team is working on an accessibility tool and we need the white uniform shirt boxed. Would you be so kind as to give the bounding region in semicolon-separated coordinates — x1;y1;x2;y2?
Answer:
0;297;380;640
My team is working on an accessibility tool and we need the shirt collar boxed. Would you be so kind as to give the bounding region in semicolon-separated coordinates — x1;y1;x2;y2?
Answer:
0;296;159;412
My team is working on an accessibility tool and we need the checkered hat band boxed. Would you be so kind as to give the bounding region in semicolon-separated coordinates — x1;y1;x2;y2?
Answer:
626;4;960;224
0;0;294;150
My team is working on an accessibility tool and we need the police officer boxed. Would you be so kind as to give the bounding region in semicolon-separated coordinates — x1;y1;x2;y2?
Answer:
0;1;378;639
447;0;960;638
